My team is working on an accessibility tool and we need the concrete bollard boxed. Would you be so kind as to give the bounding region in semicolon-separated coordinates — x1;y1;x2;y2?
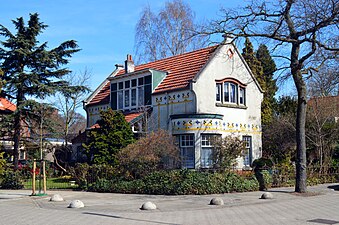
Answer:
140;201;157;210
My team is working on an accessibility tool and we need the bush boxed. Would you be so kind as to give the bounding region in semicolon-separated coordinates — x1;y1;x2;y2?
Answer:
87;169;259;195
0;170;24;189
117;130;180;180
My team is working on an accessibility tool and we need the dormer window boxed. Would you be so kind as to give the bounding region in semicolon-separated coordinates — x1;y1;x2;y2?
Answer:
111;75;152;111
215;78;246;106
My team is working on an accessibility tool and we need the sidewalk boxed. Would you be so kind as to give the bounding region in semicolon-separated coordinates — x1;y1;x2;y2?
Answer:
0;183;338;225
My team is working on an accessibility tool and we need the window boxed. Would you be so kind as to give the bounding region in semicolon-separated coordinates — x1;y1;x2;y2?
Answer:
216;79;246;106
239;87;245;105
242;136;252;167
111;75;152;110
201;135;214;168
216;83;221;102
19;150;25;160
179;134;195;169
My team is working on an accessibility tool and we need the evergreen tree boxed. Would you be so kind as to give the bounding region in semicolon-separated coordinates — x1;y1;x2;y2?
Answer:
242;38;277;125
0;13;79;169
256;44;278;125
83;109;135;165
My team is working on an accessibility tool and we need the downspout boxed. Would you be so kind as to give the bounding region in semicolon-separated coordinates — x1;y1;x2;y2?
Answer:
189;80;198;114
83;100;89;128
166;92;170;130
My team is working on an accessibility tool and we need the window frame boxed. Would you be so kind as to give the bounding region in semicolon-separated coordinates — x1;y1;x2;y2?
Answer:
242;136;252;167
200;134;216;168
178;134;195;169
111;75;152;111
215;78;247;106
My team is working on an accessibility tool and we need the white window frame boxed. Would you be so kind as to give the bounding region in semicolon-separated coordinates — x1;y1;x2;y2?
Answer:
179;134;195;169
216;80;246;106
242;136;252;167
200;135;214;168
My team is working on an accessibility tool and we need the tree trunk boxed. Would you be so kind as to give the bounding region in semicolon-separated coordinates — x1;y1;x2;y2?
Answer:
295;86;307;193
13;91;24;171
291;43;307;193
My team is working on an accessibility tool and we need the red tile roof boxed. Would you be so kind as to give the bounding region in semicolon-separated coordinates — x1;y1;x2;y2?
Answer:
88;45;218;106
88;82;111;106
88;112;144;131
0;97;16;112
124;111;143;123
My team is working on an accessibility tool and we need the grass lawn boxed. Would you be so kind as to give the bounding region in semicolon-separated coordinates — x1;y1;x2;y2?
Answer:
23;177;78;189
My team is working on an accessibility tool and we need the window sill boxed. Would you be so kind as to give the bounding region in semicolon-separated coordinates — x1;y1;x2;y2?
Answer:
216;102;247;109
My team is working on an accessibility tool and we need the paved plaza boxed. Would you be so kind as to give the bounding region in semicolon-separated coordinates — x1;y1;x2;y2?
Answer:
0;183;338;225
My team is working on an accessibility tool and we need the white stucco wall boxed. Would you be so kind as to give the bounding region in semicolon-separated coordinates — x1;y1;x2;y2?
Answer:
151;90;196;131
191;44;263;168
86;104;110;127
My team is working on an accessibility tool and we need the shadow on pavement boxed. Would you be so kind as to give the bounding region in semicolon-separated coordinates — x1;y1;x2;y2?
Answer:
327;185;339;191
83;212;179;225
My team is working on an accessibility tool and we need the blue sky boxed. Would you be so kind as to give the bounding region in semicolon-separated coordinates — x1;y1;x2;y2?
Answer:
1;0;246;91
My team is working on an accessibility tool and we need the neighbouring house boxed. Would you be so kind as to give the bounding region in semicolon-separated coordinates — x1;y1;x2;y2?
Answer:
0;97;28;161
308;95;339;123
82;39;264;169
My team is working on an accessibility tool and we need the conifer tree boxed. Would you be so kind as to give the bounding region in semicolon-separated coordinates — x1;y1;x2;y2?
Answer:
256;44;278;125
83;109;135;165
242;38;269;125
0;13;79;169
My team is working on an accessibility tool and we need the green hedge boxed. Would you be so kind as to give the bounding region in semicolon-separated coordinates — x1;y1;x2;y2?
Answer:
88;170;259;195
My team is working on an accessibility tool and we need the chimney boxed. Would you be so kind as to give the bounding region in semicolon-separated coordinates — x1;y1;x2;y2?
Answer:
125;54;134;73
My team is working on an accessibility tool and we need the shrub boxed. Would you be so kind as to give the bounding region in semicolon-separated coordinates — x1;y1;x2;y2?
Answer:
0;170;24;189
69;163;90;189
87;169;259;195
211;136;245;171
117;130;180;179
0;152;6;176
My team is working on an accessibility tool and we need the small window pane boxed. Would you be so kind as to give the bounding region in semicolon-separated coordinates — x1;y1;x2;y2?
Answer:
138;77;144;86
111;92;117;110
216;84;221;102
125;80;130;88
131;79;137;87
144;84;151;105
118;90;123;109
138;86;144;106
240;88;245;105
224;83;229;102
230;83;236;103
111;83;117;91
118;82;123;90
131;88;136;106
145;75;152;84
124;90;130;107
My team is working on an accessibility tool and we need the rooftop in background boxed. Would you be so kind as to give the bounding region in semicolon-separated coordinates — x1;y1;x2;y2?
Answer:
0;97;16;113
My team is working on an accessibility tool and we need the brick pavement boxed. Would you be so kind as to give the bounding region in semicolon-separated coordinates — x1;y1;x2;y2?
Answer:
0;183;338;225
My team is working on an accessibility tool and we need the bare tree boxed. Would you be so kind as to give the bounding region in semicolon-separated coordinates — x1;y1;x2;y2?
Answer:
307;63;339;97
53;69;91;146
205;0;338;192
306;96;339;172
134;0;207;63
